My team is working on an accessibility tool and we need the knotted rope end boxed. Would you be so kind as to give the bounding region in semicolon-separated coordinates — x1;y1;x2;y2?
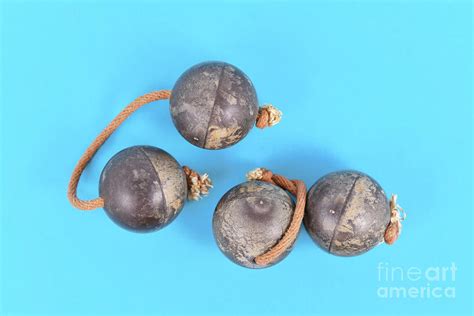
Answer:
246;167;274;183
246;168;267;181
183;166;213;201
256;104;282;129
384;194;406;245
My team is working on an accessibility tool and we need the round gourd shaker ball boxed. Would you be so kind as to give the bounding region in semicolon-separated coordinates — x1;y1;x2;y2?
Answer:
170;61;280;149
304;170;396;256
99;146;188;232
213;181;295;268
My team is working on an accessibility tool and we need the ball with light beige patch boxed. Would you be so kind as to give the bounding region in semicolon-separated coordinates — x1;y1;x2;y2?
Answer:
170;61;259;149
304;170;391;256
99;146;187;232
213;181;296;268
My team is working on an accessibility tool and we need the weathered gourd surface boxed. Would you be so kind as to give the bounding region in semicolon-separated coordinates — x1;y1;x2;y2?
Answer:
99;146;187;232
170;61;258;149
304;171;390;256
213;181;295;268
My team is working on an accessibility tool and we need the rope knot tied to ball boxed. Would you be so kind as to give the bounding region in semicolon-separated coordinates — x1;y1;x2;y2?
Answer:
183;166;213;201
256;104;282;129
384;194;406;245
246;167;306;266
246;167;273;183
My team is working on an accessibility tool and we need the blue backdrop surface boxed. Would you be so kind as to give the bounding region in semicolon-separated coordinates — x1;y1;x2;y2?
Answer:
0;1;472;315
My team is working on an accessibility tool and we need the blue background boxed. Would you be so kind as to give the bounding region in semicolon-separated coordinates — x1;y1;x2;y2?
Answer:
1;1;472;315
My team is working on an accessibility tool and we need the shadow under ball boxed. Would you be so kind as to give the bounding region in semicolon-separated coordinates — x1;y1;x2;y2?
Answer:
213;181;295;268
99;146;187;232
170;61;258;150
304;171;390;256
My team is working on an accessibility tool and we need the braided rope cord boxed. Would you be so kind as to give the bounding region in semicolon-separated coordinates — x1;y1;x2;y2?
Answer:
247;168;307;266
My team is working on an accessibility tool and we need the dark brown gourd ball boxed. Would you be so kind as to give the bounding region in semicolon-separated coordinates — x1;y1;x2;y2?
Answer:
99;146;187;232
170;61;258;149
213;181;295;268
304;170;390;256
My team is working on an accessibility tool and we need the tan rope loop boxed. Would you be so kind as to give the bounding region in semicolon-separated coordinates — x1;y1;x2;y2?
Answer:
246;168;307;266
256;104;282;129
67;90;172;210
384;194;405;245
